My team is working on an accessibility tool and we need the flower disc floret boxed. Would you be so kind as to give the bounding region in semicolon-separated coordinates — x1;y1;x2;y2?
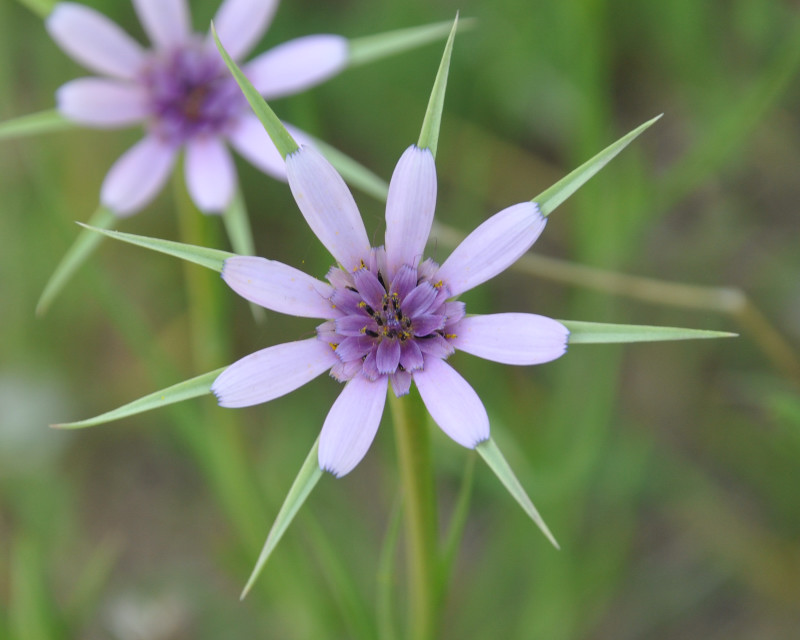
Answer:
316;249;465;397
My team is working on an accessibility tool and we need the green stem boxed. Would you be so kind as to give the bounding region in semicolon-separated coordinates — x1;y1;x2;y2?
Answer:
389;393;438;640
172;168;266;554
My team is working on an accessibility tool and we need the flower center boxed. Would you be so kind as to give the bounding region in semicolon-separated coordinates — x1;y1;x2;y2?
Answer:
316;249;465;397
141;41;244;145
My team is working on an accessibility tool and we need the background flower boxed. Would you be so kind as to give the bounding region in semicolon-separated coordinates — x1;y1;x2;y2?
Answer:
47;0;348;215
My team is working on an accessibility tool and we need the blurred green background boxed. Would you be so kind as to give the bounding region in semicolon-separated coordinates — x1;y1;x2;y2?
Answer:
2;0;800;638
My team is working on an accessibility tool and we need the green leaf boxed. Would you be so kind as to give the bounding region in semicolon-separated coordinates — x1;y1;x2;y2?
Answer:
561;320;737;344
0;109;73;141
222;191;265;322
348;18;474;68
37;206;116;316
534;114;662;217
438;454;475;600
222;189;255;257
79;224;234;272
15;0;55;19
241;438;324;599
311;136;389;202
418;15;459;157
211;23;298;159
475;438;559;548
54;368;224;429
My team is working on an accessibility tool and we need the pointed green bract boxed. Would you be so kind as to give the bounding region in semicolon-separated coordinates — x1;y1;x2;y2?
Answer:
241;439;324;599
37;206;116;316
15;0;55;19
348;18;474;68
562;320;737;344
80;224;234;272
0;109;73;141
54;368;224;429
476;438;559;549
312;136;390;202
211;23;298;159
534;114;662;217
418;15;458;157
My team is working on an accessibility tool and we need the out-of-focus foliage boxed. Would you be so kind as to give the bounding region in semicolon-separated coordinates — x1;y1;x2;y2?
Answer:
2;0;799;638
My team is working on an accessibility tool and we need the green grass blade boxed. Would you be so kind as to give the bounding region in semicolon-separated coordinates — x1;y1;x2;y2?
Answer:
311;136;389;201
376;496;402;640
222;188;255;257
79;224;234;271
211;23;298;159
14;0;55;19
562;320;737;344
54;368;225;429
476;438;559;548
534;114;662;217
438;454;476;600
348;18;474;68
0;109;73;141
241;438;324;599
418;15;458;157
36;206;116;316
222;190;265;322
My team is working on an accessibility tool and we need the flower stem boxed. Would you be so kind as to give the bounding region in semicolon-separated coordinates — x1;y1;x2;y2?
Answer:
389;392;438;640
172;169;266;554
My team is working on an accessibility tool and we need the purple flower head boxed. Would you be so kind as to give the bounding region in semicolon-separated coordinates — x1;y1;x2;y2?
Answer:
46;0;348;215
213;144;569;477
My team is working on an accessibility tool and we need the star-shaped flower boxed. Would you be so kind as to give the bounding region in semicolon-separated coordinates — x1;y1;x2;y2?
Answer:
47;0;348;215
212;143;569;476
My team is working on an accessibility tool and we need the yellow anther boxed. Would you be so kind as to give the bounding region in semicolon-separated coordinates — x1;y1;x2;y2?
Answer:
434;280;443;289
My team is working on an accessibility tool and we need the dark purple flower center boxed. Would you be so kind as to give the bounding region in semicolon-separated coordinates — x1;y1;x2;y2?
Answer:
317;249;465;397
140;41;245;145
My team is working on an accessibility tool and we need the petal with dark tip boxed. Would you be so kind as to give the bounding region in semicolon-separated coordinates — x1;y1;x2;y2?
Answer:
437;202;546;297
286;146;371;271
451;314;569;365
319;375;388;477
414;358;489;448
212;338;337;408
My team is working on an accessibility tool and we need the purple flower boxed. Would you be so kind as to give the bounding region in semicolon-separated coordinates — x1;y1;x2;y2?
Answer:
212;144;569;477
46;0;348;215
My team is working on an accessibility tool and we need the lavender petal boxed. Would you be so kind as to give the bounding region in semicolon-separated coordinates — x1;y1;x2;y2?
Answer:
319;375;388;477
132;0;191;50
46;3;146;79
384;146;437;276
246;35;349;99
437;202;546;296
212;338;337;408
222;256;334;318
414;358;489;448
56;78;148;128
212;0;279;60
286;146;371;271
185;136;236;213
451;313;569;365
100;135;177;216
